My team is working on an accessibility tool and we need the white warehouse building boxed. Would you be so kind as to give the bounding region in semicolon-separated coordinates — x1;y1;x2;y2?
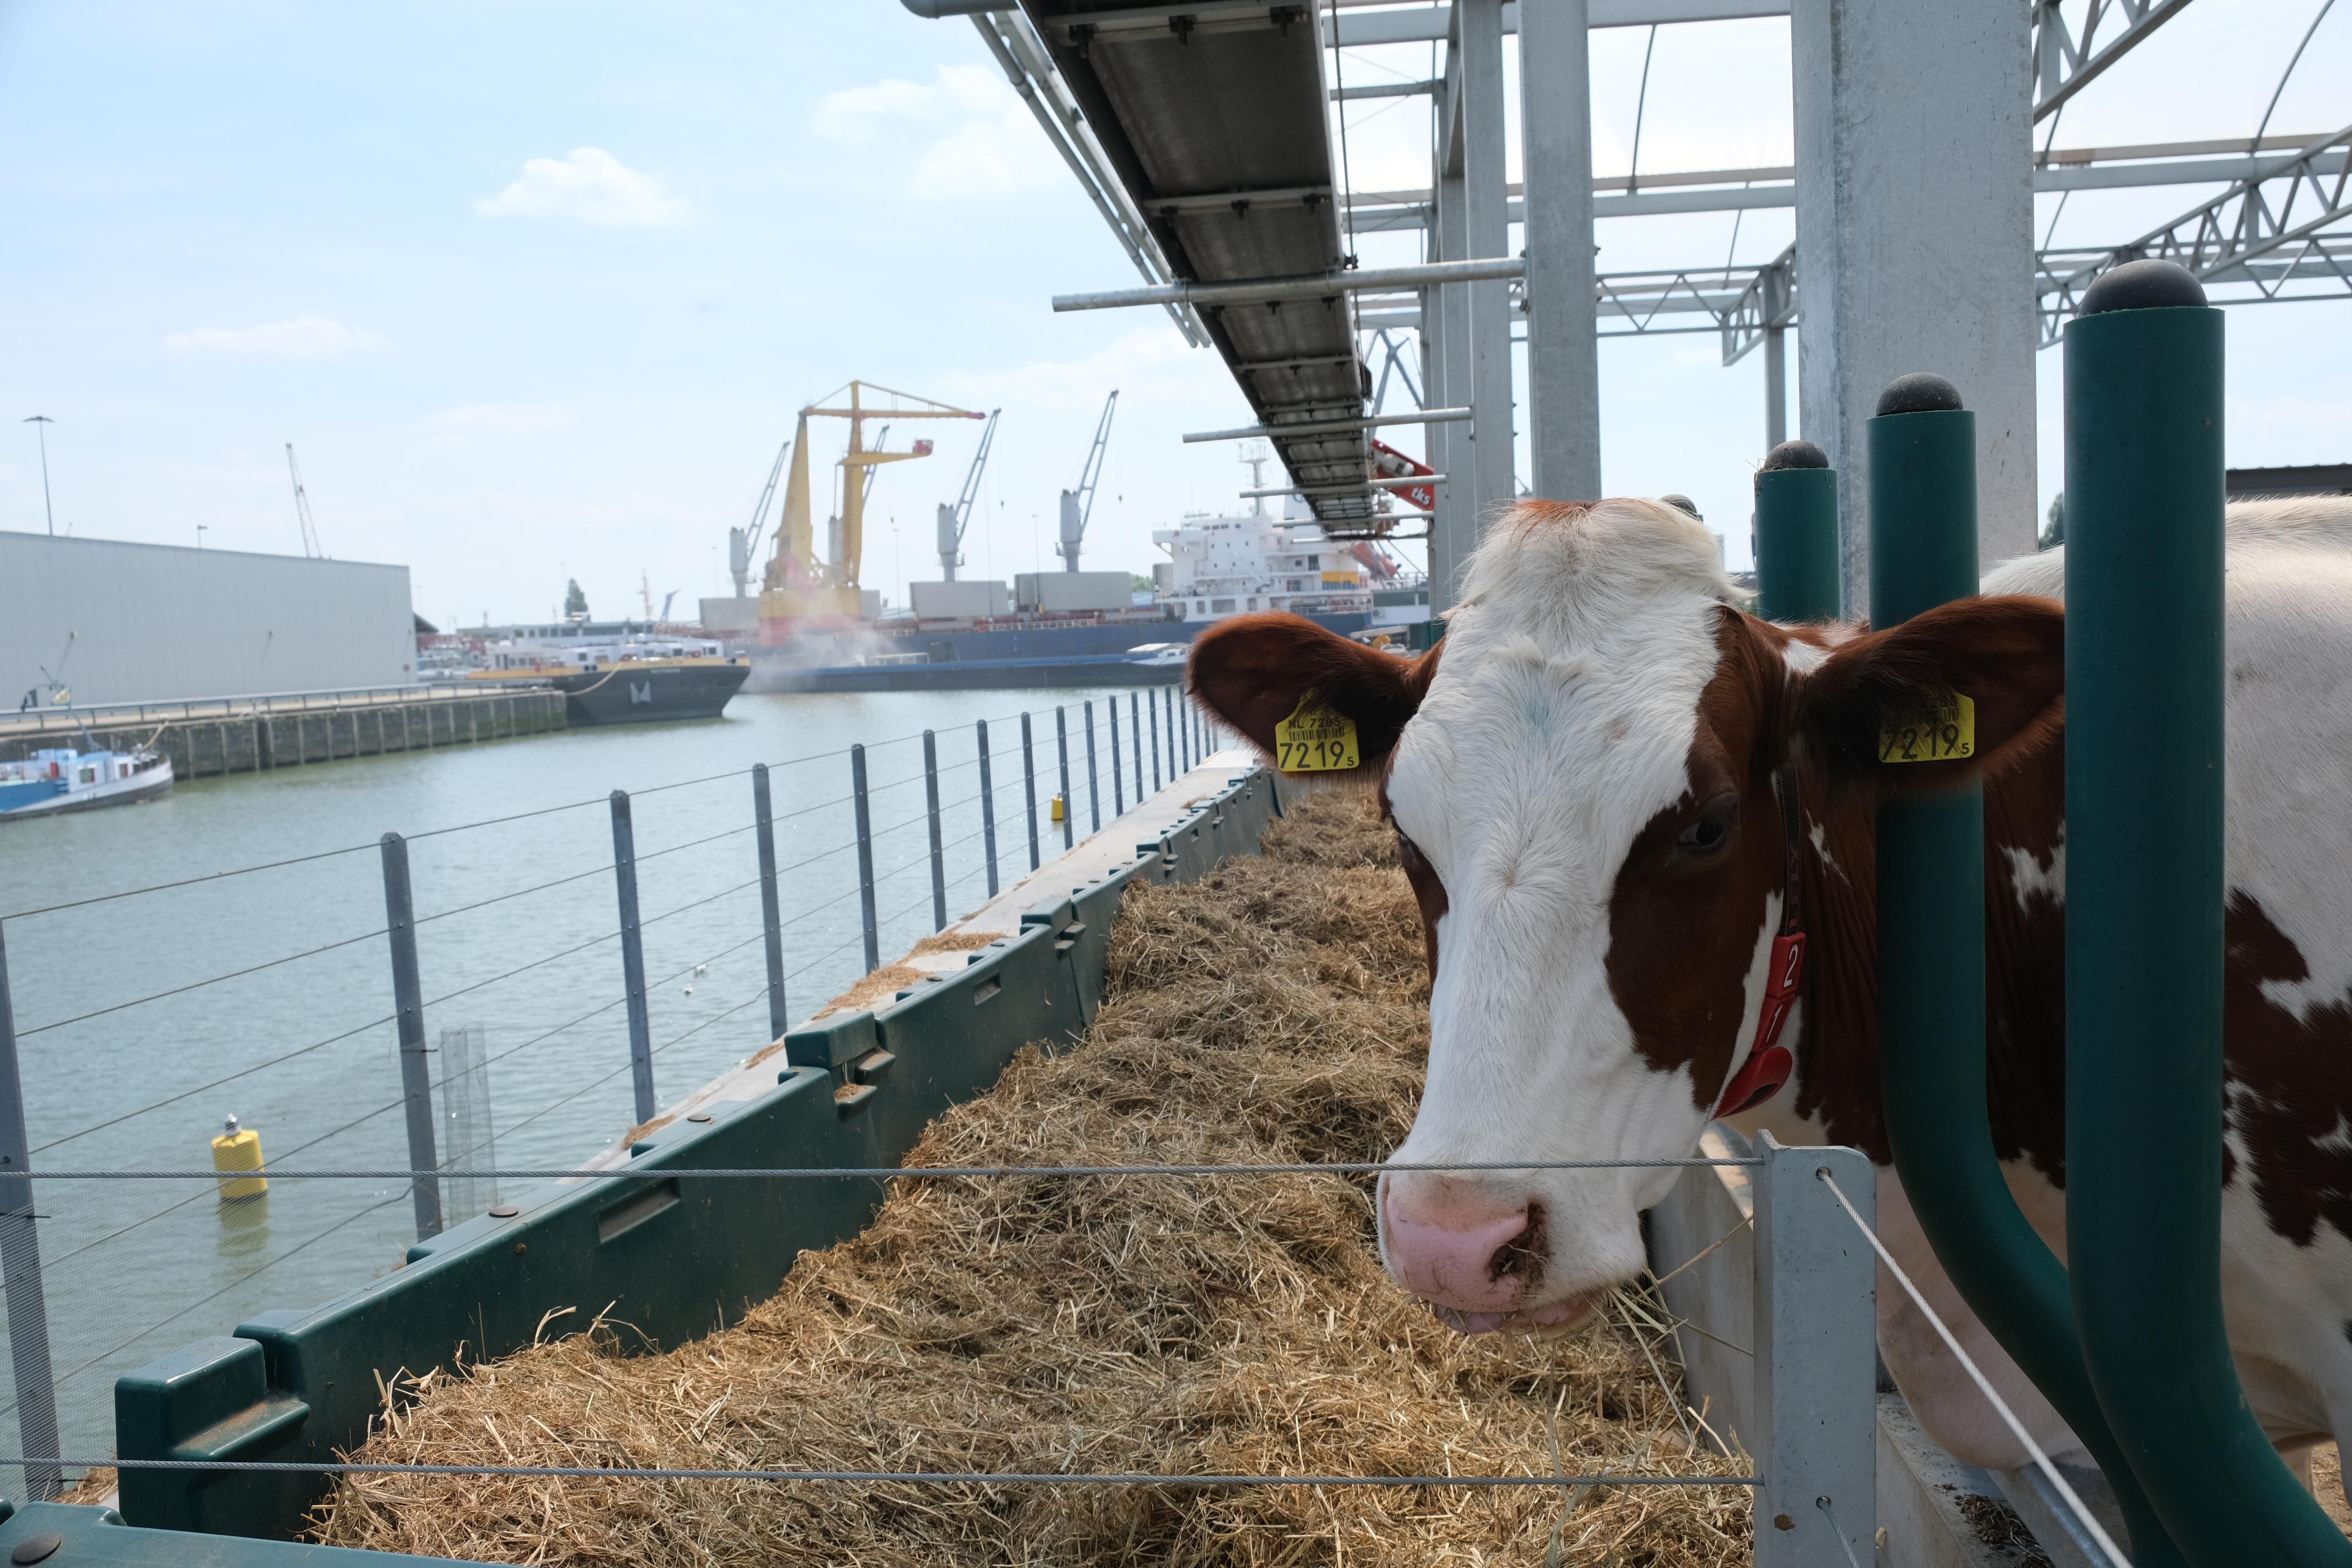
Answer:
1;532;418;708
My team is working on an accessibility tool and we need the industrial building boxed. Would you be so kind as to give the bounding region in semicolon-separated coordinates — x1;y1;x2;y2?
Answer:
1;531;416;708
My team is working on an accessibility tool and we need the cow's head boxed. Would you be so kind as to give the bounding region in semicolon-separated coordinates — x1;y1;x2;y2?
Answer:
1190;498;2063;1334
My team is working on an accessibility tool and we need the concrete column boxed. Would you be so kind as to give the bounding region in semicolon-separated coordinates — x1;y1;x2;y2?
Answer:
1460;0;1517;525
1517;0;1601;502
1792;0;2036;605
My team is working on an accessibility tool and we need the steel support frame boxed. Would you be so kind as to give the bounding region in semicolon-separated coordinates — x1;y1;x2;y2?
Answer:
2035;128;2352;343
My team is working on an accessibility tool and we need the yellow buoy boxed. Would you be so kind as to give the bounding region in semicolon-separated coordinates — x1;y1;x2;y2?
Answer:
213;1115;267;1202
1050;794;1066;823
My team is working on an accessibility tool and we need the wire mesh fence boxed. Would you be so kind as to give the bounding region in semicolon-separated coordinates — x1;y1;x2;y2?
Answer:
0;690;1229;1484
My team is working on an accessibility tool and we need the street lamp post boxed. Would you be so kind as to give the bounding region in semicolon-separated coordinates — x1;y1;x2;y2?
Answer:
21;416;54;536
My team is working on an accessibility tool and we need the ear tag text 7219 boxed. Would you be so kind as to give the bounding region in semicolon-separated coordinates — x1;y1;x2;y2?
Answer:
1273;689;1361;772
1878;691;1975;764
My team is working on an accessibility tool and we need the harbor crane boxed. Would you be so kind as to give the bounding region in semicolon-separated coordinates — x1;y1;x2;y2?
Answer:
1056;390;1117;571
728;436;793;598
760;381;985;623
935;409;1000;582
284;443;322;558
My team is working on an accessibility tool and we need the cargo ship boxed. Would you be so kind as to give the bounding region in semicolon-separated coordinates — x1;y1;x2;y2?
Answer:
0;747;174;820
731;511;1426;694
462;621;749;725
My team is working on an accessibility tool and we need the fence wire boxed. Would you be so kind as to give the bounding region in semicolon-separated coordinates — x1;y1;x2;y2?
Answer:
1816;1170;2128;1568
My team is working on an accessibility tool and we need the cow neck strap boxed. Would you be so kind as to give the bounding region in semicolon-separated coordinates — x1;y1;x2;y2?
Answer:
1711;761;1807;1120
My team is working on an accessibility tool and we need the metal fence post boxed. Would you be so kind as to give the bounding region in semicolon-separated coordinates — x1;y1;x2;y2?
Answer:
850;745;880;972
1055;706;1075;849
1751;1133;1876;1568
1083;700;1100;831
378;832;444;1240
976;719;1000;898
0;921;60;1501
1148;689;1162;791
922;730;947;931
1108;697;1125;813
607;794;658;1125
1020;713;1041;870
1131;691;1145;797
752;764;788;1041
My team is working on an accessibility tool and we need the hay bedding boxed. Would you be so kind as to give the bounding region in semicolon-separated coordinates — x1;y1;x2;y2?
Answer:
316;788;1746;1566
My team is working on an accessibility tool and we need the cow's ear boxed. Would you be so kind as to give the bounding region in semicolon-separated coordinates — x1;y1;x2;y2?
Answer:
1188;612;1435;778
1793;595;2064;789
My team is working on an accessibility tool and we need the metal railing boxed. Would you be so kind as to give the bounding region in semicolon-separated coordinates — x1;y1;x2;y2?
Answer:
0;694;1230;1500
0;681;549;740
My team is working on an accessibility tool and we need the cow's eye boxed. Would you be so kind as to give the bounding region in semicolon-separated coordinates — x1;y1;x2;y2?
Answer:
1395;830;1427;868
1675;795;1739;855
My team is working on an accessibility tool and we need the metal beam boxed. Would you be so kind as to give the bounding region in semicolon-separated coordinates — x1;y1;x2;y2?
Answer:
1045;0;1316;44
1347;141;2346;233
1146;185;1332;214
1052;256;1523;311
1329;0;1792;47
1183;408;1474;442
969;12;1207;346
1240;477;1446;496
2035;128;2352;342
1332;78;1438;101
2031;0;2195;120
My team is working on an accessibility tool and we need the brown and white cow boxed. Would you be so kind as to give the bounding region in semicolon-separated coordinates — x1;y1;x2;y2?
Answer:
1189;494;2352;1483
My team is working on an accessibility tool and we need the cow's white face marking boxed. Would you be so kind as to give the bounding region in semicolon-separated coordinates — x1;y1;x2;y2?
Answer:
1379;501;1755;1318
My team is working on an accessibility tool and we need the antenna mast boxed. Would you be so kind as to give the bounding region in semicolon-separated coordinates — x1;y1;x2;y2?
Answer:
285;444;322;558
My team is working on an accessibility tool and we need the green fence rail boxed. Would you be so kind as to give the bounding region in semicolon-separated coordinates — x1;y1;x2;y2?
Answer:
99;768;1285;1545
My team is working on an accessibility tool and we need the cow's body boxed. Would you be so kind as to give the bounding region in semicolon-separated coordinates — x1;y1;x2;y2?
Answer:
1189;495;2352;1483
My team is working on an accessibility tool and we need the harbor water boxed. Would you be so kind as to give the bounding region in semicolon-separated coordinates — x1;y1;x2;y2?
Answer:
0;686;1166;1465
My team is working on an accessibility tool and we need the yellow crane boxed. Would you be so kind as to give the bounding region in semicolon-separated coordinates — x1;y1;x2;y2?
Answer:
761;381;985;630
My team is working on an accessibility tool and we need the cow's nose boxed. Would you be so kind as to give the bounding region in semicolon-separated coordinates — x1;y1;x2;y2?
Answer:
1379;1178;1534;1320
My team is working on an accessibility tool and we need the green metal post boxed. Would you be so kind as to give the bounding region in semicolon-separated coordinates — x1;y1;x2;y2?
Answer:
1752;438;1842;622
1868;373;2176;1566
2065;262;2352;1565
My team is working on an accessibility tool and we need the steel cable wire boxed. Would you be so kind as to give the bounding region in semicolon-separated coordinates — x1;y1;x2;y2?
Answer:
0;1455;1757;1489
1816;1170;2128;1568
13;925;393;1038
19;1158;1758;1182
0;1191;411;1428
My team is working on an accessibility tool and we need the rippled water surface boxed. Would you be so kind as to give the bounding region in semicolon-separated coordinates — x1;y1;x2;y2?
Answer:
0;685;1179;1459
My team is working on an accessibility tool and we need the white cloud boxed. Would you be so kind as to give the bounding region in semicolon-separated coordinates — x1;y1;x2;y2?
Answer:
164;317;386;356
813;65;1055;197
473;148;690;226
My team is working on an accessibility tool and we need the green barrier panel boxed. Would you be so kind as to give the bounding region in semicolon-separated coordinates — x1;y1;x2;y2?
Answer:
115;770;1283;1545
1866;375;2176;1565
1752;438;1841;623
2064;264;2352;1565
0;1501;491;1566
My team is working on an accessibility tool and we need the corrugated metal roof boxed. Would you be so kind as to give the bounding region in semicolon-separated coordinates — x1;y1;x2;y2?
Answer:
1021;1;1400;536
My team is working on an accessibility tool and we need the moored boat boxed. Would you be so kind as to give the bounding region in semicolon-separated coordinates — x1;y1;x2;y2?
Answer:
0;747;174;820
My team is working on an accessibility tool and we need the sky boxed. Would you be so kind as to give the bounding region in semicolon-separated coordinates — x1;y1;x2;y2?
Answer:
1;0;2347;626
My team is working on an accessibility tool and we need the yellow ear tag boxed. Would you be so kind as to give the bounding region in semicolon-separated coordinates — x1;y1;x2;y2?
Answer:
1273;689;1361;772
1878;691;1977;764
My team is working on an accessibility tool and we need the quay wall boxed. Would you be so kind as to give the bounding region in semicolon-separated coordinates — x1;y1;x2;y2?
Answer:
0;689;566;776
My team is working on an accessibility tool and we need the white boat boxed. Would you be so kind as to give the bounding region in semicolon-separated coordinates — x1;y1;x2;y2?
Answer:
0;748;174;821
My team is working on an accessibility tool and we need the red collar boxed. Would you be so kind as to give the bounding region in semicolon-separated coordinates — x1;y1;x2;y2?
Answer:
1712;764;1806;1118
